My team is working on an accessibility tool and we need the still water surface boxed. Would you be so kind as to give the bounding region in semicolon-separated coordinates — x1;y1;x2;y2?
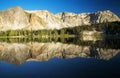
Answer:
0;37;120;78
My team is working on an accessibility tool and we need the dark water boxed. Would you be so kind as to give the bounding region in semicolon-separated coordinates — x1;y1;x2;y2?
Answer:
0;37;120;78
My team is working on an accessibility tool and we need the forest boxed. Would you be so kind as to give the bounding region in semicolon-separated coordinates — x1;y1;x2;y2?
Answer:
0;21;120;37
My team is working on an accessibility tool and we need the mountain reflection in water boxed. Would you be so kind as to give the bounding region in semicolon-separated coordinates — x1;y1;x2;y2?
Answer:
0;37;120;78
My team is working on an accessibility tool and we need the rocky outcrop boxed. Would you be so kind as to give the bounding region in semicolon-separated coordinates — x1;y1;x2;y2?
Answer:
0;6;119;30
27;13;47;30
0;7;29;30
26;10;67;29
0;7;48;30
55;10;120;27
0;42;119;65
55;12;91;27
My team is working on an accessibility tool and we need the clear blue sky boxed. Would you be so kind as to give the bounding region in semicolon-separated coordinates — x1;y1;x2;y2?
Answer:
0;0;120;16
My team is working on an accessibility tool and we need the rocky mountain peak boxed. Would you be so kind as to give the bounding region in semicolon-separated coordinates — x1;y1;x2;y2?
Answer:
4;6;23;13
0;6;29;30
57;10;120;27
10;6;22;10
90;10;120;23
0;6;119;30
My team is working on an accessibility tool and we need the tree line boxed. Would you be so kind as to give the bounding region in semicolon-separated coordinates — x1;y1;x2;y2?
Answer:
0;21;120;37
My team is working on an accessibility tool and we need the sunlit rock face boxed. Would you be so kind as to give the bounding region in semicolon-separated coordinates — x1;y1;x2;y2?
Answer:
0;42;120;65
0;7;47;30
26;10;67;29
0;7;29;30
55;10;120;27
55;12;91;27
0;6;119;30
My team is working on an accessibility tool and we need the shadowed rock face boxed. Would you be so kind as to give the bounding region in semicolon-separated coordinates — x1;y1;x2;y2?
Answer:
0;6;119;30
0;42;119;65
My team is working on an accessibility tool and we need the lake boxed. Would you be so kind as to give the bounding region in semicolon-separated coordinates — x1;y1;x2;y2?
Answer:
0;36;120;78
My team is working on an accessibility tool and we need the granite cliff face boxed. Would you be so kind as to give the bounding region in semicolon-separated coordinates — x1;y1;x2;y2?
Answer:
0;6;120;30
0;7;29;30
0;7;47;30
26;10;67;29
55;10;120;27
0;42;119;65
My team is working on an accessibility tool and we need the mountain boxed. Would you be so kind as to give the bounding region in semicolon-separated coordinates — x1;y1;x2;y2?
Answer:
0;6;120;30
55;10;120;27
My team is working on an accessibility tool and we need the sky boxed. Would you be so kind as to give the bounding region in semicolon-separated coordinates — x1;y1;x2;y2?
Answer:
0;0;120;17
